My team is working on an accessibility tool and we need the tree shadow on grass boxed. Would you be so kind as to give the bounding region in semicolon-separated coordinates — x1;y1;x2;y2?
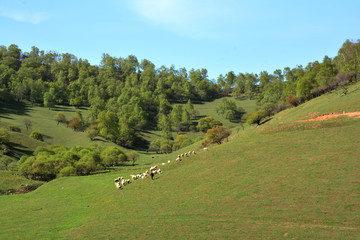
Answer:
52;105;76;112
0;101;31;118
8;142;34;158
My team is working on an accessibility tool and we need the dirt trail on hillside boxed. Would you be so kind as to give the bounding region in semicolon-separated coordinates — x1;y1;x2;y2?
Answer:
297;112;360;122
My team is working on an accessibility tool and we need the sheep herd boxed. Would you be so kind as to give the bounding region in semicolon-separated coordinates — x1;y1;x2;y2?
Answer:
114;149;199;191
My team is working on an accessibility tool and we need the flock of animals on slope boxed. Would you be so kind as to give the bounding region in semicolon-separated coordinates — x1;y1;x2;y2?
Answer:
114;149;208;190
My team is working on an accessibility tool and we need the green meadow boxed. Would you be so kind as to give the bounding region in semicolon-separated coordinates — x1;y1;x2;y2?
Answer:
0;83;359;239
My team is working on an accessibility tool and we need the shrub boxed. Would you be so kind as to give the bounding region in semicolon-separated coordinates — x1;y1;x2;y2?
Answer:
286;95;299;107
55;112;66;124
9;125;21;132
128;151;139;166
246;110;268;126
0;155;16;170
68;116;82;131
24;118;32;131
0;128;10;145
205;126;231;145
30;130;43;141
58;166;77;177
197;116;222;133
261;103;276;116
100;146;127;167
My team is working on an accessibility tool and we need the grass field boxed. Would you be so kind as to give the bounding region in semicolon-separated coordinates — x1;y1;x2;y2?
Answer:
0;84;359;239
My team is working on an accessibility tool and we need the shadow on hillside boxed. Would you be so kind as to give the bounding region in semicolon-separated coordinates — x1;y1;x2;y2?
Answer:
260;118;272;125
52;105;76;112
130;136;150;151
42;134;53;140
8;142;34;158
140;129;160;136
0;101;31;118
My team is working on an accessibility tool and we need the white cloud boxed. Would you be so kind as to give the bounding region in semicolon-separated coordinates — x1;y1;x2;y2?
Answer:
1;10;48;24
129;0;221;38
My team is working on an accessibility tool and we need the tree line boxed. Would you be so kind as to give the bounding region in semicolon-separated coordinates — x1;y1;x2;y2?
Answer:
0;39;359;147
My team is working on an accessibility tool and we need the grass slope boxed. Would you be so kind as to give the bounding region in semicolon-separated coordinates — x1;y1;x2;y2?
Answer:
0;103;113;149
0;85;359;239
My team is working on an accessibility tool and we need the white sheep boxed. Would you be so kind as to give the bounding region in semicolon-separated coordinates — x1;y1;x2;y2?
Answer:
192;150;196;155
115;182;122;190
150;165;158;172
168;160;171;163
203;147;208;151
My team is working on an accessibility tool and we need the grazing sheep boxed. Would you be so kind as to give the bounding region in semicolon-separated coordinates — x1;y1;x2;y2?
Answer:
203;147;208;151
115;182;122;190
150;165;158;172
181;153;184;157
176;157;181;162
188;151;191;155
121;178;131;186
168;160;171;163
192;150;196;155
130;175;138;180
162;163;166;165
177;155;181;158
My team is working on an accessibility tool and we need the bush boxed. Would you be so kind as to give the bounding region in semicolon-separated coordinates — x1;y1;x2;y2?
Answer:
68;116;82;131
30;130;43;141
197;116;222;133
0;155;16;170
100;146;127;167
58;166;77;177
0;128;10;145
205;126;231;145
286;95;299;107
246;110;268;126
55;112;66;124
261;103;276;116
9;125;21;132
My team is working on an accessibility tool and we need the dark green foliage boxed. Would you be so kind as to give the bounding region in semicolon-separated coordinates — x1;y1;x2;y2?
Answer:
0;128;10;145
100;146;127;167
30;130;43;141
55;112;66;124
128;151;139;166
197;116;222;133
18;144;128;181
216;98;244;121
246;110;268;126
8;125;21;132
172;134;194;151
58;166;77;177
0;155;16;170
0;40;359;149
149;139;161;153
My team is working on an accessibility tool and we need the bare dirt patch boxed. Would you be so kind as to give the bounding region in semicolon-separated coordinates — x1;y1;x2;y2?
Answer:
297;112;360;122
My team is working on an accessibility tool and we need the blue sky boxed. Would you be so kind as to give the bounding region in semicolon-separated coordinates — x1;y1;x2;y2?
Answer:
1;0;359;80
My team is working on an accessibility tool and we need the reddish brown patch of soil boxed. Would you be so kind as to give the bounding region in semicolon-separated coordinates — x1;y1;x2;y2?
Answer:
297;112;360;122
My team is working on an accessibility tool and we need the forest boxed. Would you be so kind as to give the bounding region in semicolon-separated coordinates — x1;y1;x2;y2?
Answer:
0;39;359;181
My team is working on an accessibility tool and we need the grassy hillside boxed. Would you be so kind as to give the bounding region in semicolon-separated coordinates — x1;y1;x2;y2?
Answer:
0;84;359;239
0;103;108;149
